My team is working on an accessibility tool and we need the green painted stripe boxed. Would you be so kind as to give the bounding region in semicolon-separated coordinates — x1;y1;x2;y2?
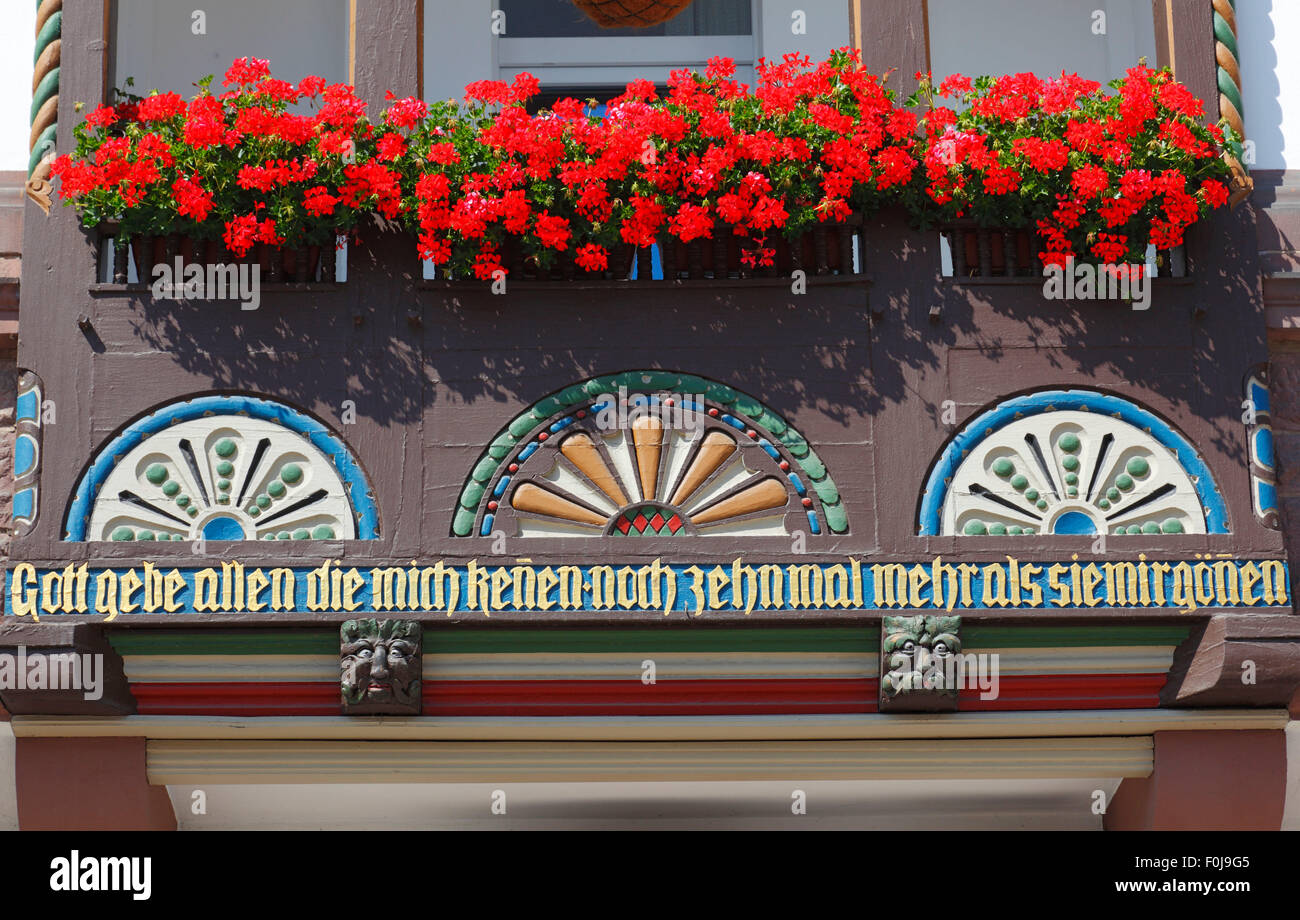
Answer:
111;631;339;657
112;628;879;656
110;624;1190;657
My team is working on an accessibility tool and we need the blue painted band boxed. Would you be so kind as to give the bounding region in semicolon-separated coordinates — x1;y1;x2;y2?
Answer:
64;395;378;540
918;389;1229;535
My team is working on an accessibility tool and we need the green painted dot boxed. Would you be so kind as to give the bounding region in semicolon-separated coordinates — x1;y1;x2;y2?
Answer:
1067;487;1078;498
1008;526;1023;535
171;534;185;541
162;481;181;497
1113;526;1125;535
1022;527;1035;535
1116;474;1134;491
216;460;235;478
145;464;169;485
1036;500;1048;510
992;458;1015;478
1064;473;1078;486
262;534;276;541
248;507;261;518
1126;457;1150;477
137;530;155;541
1107;488;1120;502
276;531;292;541
268;481;287;499
1061;455;1080;472
1162;518;1184;533
280;463;303;485
176;496;190;508
292;529;311;540
217;478;231;492
1126;524;1141;534
1141;521;1160;534
187;507;199;517
988;523;1007;535
1058;433;1081;453
964;520;988;535
256;494;271;509
1010;474;1028;491
214;438;236;458
1025;489;1039;502
311;525;335;539
1098;499;1111;510
216;496;229;505
110;527;135;541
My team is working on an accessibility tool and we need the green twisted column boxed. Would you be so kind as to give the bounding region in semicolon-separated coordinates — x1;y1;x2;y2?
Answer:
1212;0;1252;206
1213;0;1243;139
27;0;62;212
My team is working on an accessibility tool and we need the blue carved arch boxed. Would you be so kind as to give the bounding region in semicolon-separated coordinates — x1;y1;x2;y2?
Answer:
65;394;379;541
918;389;1229;536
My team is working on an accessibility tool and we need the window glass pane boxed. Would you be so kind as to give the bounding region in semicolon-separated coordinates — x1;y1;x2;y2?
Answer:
927;0;1157;85
499;0;751;38
112;0;349;96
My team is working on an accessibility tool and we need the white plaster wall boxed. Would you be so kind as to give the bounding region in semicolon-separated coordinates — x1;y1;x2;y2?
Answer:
112;0;349;97
758;0;849;63
1237;0;1300;170
0;2;36;171
928;0;1155;85
424;0;497;103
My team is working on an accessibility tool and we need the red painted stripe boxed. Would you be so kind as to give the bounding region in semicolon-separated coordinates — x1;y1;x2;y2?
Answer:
959;674;1167;711
424;679;878;716
130;674;1166;717
134;682;339;716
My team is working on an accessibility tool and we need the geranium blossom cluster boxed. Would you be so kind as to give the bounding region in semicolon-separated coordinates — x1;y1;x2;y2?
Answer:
50;54;1239;279
387;48;918;278
52;57;390;257
908;65;1237;268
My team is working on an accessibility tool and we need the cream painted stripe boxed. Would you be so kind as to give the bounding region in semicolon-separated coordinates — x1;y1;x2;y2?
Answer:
13;709;1287;742
147;737;1153;784
968;647;1176;675
119;646;1176;682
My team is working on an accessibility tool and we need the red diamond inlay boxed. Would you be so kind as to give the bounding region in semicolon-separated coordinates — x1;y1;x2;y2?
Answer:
667;514;683;532
615;517;632;534
632;513;649;532
649;512;666;531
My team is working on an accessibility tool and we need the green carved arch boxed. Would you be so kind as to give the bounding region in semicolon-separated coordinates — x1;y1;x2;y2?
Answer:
451;370;848;536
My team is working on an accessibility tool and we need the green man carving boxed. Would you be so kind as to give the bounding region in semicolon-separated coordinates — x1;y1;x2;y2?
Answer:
880;615;962;711
341;619;422;715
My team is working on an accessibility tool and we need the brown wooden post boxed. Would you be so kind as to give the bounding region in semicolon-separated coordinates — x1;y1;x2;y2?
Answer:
16;737;176;830
1104;730;1287;830
848;0;928;101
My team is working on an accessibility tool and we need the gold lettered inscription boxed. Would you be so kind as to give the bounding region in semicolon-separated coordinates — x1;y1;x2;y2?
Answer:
2;555;1293;620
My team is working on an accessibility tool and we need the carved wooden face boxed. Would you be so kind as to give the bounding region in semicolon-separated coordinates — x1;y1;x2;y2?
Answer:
881;615;962;697
341;620;421;714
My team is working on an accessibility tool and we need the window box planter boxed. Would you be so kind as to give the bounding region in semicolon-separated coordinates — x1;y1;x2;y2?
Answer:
96;223;338;285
